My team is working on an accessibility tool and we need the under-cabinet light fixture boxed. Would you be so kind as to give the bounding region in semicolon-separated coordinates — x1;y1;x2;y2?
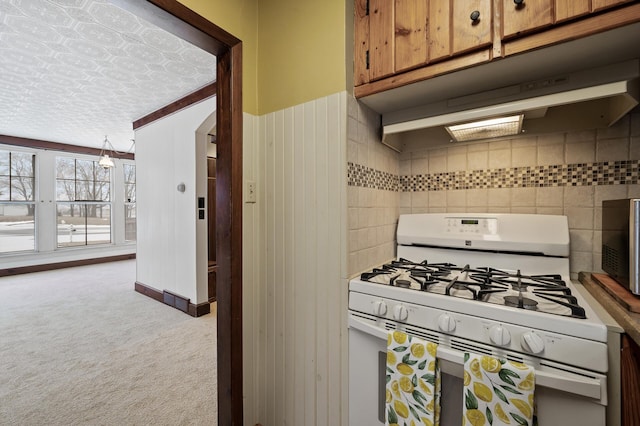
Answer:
445;114;524;142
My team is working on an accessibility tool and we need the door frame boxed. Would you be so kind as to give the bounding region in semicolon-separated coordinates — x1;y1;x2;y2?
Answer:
112;1;244;424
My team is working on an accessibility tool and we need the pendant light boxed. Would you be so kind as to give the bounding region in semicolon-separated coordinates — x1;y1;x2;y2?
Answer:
99;136;115;169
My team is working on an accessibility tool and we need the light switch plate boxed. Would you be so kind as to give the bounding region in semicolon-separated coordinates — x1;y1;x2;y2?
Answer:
245;180;256;203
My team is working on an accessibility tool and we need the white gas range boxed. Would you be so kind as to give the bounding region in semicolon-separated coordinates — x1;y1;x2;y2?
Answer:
348;213;609;426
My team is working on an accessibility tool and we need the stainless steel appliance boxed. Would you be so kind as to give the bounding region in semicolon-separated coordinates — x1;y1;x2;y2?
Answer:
348;213;609;426
602;198;640;295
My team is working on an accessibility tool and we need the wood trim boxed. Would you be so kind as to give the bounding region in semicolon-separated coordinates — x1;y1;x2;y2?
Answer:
0;254;136;278
135;281;211;317
216;41;244;426
118;2;243;424
492;0;503;58
189;301;212;317
621;334;640;426
0;134;135;160
503;3;640;56
354;49;491;98
579;272;640;347
135;281;164;303
132;82;217;130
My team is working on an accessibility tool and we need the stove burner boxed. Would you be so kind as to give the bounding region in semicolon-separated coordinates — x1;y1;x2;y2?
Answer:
358;259;587;319
395;279;411;288
504;295;539;310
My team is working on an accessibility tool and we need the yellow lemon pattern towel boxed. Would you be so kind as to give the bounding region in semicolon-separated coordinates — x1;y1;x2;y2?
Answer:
463;353;535;426
386;330;440;426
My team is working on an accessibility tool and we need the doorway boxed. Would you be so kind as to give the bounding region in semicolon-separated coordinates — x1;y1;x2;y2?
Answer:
113;1;243;424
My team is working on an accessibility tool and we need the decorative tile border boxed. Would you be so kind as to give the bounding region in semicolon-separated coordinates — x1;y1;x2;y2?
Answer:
347;163;399;191
347;160;640;191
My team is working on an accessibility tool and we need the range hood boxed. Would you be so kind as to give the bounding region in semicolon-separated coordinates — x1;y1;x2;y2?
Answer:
380;59;639;152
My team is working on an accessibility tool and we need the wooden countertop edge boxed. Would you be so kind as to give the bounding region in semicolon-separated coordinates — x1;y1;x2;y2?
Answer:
579;271;640;347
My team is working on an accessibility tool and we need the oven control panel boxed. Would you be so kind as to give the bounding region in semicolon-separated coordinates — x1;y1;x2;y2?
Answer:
348;289;608;373
445;217;498;235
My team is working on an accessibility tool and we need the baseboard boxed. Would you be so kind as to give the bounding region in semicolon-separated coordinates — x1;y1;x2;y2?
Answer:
0;254;136;277
135;281;210;317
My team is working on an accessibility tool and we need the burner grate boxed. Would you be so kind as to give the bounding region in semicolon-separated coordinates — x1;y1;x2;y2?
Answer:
359;259;586;319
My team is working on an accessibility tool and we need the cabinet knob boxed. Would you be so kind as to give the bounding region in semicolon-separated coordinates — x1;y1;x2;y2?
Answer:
469;10;480;21
514;0;524;5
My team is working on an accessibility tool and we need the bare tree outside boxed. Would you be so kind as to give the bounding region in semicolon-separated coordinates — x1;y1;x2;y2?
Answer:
123;163;136;241
0;150;36;253
55;156;111;247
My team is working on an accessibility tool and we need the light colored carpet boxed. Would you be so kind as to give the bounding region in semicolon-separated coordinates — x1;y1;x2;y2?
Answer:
0;260;217;426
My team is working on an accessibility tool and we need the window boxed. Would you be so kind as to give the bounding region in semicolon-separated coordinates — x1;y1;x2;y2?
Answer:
0;150;36;253
123;163;136;242
55;157;111;247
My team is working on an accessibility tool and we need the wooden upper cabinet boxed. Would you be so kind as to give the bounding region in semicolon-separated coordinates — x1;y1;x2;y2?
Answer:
593;0;635;12
354;0;370;86
369;0;395;80
502;0;553;39
354;0;640;95
452;0;492;55
555;0;590;23
395;0;428;73
427;0;451;61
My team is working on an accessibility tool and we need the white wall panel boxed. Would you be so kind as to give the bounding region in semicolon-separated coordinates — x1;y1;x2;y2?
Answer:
135;98;215;303
255;92;348;425
242;112;261;426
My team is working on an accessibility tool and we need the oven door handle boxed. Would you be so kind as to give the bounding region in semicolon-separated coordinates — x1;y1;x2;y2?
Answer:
348;315;604;401
435;346;603;400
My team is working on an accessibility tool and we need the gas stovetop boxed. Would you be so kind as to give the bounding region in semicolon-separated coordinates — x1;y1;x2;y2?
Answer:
349;214;609;372
360;258;586;319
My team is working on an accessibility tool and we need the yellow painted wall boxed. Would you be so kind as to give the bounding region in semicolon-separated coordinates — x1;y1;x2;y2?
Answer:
178;0;259;115
257;0;347;114
177;0;348;115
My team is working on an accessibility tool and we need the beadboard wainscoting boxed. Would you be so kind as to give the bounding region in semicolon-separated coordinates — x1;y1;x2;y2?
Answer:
242;112;260;426
255;93;348;425
347;101;640;280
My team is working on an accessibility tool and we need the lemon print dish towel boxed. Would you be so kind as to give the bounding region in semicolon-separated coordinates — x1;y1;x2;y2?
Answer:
463;353;535;426
386;330;440;426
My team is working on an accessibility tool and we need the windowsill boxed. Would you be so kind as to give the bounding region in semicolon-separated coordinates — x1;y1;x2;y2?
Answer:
0;243;136;269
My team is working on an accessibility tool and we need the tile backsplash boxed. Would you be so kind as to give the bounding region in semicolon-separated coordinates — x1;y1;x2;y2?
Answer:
347;98;640;280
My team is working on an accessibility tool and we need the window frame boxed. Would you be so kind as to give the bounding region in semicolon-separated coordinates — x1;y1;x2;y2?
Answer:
54;154;113;249
123;162;136;242
0;147;37;255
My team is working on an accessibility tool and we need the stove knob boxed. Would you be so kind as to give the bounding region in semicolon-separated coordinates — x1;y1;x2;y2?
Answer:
521;331;545;354
489;325;511;346
437;313;456;333
393;304;409;321
373;300;388;316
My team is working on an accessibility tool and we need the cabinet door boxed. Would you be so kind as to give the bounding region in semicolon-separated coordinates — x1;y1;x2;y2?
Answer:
369;0;395;80
428;0;451;61
452;0;492;55
502;0;553;39
395;0;428;73
592;0;634;12
354;0;370;85
555;0;590;23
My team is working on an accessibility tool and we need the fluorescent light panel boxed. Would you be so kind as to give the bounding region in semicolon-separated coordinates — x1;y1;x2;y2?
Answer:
445;114;524;142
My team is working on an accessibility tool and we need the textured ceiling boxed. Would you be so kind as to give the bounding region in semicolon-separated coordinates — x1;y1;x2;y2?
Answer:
0;0;217;152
